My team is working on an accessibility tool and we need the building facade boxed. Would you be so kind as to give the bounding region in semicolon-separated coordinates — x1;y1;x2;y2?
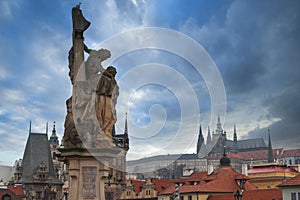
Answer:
18;124;63;200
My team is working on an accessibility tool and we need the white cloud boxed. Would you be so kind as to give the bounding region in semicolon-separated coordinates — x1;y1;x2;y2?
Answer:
0;0;21;19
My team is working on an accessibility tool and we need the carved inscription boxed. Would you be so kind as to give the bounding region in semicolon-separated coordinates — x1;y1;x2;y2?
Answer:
82;166;97;198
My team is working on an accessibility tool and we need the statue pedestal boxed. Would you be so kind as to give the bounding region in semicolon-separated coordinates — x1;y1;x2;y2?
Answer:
59;147;121;200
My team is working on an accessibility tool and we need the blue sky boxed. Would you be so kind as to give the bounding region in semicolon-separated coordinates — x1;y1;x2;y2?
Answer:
0;0;300;166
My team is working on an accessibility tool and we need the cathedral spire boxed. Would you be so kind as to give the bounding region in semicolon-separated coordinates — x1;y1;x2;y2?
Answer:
215;114;223;135
207;126;211;144
49;121;59;146
123;112;129;151
267;128;274;163
124;112;128;136
233;124;238;153
197;124;204;154
233;124;237;144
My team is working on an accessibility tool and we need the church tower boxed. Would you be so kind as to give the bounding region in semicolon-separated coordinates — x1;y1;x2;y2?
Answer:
233;124;238;153
267;128;274;163
207;126;211;144
215;115;224;135
49;121;59;146
197;124;204;154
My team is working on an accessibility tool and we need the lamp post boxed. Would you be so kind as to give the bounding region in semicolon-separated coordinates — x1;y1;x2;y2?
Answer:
234;176;247;200
234;190;242;200
172;183;180;200
63;191;68;200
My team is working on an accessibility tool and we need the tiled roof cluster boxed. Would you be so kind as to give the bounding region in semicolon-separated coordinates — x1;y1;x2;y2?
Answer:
248;165;298;174
278;174;300;187
160;167;256;195
207;188;282;200
228;148;283;161
129;178;174;194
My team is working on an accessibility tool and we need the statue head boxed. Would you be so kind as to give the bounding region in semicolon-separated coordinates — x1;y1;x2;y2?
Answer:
107;66;117;77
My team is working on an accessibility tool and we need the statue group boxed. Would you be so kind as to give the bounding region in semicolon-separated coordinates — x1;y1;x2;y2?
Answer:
63;4;119;149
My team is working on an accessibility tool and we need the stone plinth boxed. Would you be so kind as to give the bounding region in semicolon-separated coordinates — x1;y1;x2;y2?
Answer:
59;147;121;200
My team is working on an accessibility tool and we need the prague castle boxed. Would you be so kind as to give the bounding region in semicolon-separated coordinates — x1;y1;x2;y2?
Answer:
127;116;273;179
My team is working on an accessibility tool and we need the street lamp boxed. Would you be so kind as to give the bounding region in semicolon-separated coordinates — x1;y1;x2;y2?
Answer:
234;175;248;200
234;190;242;200
63;191;68;200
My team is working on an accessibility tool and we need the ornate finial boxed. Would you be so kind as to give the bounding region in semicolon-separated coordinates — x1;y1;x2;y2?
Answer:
124;113;128;135
46;122;48;134
53;121;56;129
223;146;226;156
75;2;82;8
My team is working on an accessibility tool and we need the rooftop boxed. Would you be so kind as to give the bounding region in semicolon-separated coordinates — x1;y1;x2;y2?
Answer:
278;173;300;187
207;188;282;200
160;167;256;195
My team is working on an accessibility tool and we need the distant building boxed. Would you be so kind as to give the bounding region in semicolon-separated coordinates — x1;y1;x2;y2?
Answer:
199;116;268;158
278;173;300;200
0;165;14;185
119;178;174;200
158;153;258;200
18;123;63;200
248;163;299;189
127;117;270;179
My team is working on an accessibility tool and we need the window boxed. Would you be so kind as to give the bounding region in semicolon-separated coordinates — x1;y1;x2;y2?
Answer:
36;191;41;200
180;196;184;200
126;191;131;196
298;192;300;200
3;194;11;200
146;189;151;195
188;195;192;200
105;192;113;200
291;192;296;200
50;192;56;200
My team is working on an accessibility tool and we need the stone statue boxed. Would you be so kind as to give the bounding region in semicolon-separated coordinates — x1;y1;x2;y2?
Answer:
72;4;90;39
63;97;83;148
95;66;119;141
68;44;91;84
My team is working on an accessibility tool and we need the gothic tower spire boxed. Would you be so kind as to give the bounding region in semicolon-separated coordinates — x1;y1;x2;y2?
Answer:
197;124;204;154
233;124;238;153
123;112;129;150
267;128;274;163
215;114;223;135
233;124;237;144
124;112;128;136
207;126;211;144
49;121;59;146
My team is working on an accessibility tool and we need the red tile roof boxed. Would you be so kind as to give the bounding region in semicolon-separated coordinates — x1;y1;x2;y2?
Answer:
248;165;297;174
282;149;300;157
130;179;144;193
208;188;282;200
233;149;282;161
151;178;174;194
186;171;207;183
278;173;300;187
7;184;24;196
160;167;257;195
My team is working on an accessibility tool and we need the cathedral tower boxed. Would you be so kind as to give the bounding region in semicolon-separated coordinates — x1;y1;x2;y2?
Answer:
197;124;204;154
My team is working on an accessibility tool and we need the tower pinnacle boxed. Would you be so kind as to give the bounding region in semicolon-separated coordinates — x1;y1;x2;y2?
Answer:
49;121;59;146
197;124;204;154
267;128;274;163
207;126;211;144
215;115;223;135
233;124;237;144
